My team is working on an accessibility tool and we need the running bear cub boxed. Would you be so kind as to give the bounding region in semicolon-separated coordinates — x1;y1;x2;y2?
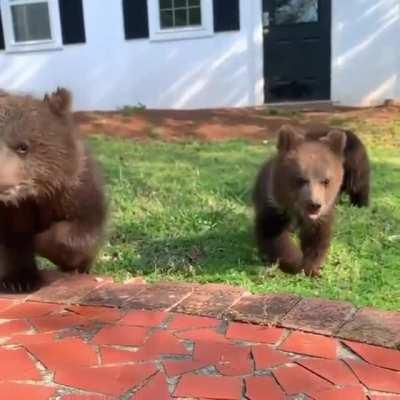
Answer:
0;88;106;292
253;125;370;277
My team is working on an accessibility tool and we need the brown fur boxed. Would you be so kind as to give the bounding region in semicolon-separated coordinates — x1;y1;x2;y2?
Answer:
305;126;370;207
0;88;106;292
253;125;347;277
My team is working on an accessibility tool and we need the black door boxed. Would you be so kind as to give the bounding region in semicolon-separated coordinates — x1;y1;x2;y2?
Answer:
263;0;331;103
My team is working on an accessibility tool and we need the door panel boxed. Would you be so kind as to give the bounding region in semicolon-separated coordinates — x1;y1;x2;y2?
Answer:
263;0;331;103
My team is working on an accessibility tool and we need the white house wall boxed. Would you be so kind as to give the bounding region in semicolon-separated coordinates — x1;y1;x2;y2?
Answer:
0;0;263;111
331;0;400;107
0;1;399;110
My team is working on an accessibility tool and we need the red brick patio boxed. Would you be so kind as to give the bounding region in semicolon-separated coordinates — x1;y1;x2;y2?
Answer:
0;271;399;400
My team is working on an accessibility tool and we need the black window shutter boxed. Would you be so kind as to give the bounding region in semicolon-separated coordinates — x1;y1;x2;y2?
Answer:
123;0;149;40
58;0;86;45
0;10;4;50
213;0;240;32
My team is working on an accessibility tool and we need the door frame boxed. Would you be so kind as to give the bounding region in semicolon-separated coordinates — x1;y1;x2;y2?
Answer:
261;0;333;104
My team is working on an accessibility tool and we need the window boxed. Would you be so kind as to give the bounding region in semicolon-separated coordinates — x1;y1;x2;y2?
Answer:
159;0;201;29
275;0;319;25
0;0;62;52
148;0;213;41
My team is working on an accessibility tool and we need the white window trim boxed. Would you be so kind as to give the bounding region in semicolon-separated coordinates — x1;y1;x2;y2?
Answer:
147;0;214;42
0;0;62;53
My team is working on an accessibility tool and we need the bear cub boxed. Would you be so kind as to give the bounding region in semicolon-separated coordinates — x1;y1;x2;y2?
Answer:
253;125;370;277
0;88;106;292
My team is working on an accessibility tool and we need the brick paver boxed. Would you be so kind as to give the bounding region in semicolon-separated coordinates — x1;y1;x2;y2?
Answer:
172;284;244;317
280;297;355;335
0;275;399;399
163;359;209;377
27;338;98;370
193;340;252;376
345;359;400;393
228;293;300;325
91;325;149;346
308;385;367;400
0;382;56;400
245;376;285;400
55;364;158;396
275;364;334;395
226;321;284;344
298;358;360;386
132;371;170;400
0;348;41;381
279;331;338;359
251;345;290;369
343;340;400;371
0;319;32;336
174;374;242;399
338;307;400;348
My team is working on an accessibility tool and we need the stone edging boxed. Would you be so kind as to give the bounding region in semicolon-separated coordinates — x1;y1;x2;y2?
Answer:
1;270;399;349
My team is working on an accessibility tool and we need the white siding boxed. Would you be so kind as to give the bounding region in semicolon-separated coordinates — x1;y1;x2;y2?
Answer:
331;0;400;106
0;0;263;111
0;0;399;110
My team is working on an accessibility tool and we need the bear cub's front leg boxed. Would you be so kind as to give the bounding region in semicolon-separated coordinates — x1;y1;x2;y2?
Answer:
254;205;303;274
0;237;41;292
300;215;333;277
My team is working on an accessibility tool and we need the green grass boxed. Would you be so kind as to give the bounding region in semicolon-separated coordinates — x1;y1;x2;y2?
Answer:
88;119;400;311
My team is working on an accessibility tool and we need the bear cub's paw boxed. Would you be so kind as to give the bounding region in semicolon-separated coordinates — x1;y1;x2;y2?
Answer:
0;269;42;293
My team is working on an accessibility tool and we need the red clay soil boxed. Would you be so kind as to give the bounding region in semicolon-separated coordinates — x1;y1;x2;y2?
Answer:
75;104;400;142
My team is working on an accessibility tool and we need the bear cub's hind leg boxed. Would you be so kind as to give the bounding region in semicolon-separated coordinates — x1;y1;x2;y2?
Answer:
35;221;101;274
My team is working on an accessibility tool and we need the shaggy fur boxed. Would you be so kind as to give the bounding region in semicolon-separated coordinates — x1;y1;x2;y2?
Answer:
253;125;349;277
0;88;106;292
306;127;370;207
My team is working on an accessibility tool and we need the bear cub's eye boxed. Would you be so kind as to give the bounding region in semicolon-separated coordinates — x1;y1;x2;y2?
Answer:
296;177;309;187
15;143;29;156
321;179;330;186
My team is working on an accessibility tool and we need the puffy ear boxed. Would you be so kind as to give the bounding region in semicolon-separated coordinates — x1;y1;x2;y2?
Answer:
44;87;72;116
320;130;347;157
277;125;304;153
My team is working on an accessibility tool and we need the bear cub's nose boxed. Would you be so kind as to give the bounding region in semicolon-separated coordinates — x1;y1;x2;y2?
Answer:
308;201;322;213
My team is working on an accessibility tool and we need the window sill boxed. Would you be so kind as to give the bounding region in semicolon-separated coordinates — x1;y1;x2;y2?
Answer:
4;42;63;54
149;26;213;42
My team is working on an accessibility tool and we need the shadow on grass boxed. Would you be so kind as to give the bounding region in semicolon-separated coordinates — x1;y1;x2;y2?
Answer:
91;136;400;310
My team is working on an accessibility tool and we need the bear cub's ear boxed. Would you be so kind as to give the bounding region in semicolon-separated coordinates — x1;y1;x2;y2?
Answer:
277;125;305;153
320;130;347;157
44;87;72;117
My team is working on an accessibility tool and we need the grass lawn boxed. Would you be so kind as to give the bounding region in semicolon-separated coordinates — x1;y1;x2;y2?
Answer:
88;118;400;311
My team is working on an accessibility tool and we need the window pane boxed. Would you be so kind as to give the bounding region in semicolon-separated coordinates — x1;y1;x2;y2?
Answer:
188;0;200;6
160;9;174;28
11;2;51;42
275;0;318;25
174;8;187;26
174;0;187;8
189;7;201;25
159;0;172;10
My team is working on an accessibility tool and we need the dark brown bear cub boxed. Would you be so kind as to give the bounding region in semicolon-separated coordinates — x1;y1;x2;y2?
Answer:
253;125;348;277
0;88;106;292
